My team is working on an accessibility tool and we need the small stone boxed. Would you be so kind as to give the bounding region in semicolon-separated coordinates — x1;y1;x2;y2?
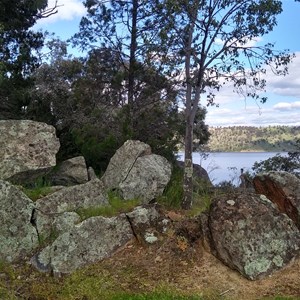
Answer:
226;200;235;206
144;232;158;244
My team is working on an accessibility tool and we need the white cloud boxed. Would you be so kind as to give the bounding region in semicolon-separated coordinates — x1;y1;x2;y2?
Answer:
265;52;300;98
214;37;262;48
206;102;300;127
273;101;300;110
36;0;86;25
205;52;300;126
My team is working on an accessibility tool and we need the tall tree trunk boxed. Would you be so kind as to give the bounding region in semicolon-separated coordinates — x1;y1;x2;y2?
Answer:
182;113;194;209
127;0;138;136
181;1;199;210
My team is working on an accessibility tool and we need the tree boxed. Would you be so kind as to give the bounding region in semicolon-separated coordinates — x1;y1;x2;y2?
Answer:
71;0;172;136
70;0;186;166
0;0;58;119
156;0;294;209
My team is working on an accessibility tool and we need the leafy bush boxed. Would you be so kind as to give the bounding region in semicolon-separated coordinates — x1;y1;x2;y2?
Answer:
72;125;123;174
252;152;300;177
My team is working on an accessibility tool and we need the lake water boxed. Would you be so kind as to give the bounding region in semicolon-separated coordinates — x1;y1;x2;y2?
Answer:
177;152;286;186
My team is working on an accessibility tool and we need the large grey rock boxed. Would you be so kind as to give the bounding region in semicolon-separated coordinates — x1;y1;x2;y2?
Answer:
46;156;89;186
101;140;151;190
208;192;300;280
0;120;60;180
8;156;89;187
31;215;133;274
0;180;39;262
253;171;300;229
35;179;109;237
119;154;172;203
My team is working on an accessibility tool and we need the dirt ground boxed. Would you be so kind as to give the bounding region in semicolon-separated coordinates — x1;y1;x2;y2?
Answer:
97;235;300;300
2;212;300;300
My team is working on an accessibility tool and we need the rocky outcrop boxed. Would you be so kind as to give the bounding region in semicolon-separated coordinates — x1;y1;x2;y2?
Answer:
253;171;300;229
0;180;39;262
102;140;151;189
126;204;170;244
4;121;300;281
46;156;89;186
101;140;171;203
31;215;133;274
120;154;172;203
35;179;109;237
9;156;89;187
208;192;300;280
0;120;60;180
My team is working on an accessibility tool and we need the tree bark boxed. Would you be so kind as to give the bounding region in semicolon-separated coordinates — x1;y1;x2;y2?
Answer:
182;114;194;210
127;0;138;136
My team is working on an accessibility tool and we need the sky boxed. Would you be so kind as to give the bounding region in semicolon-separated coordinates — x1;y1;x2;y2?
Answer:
34;0;300;128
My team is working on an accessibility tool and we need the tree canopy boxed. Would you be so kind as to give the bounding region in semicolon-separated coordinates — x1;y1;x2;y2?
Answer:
0;0;58;119
151;0;294;209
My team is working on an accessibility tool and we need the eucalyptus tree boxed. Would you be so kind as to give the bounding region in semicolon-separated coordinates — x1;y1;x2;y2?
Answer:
71;0;172;135
0;0;58;119
156;0;294;209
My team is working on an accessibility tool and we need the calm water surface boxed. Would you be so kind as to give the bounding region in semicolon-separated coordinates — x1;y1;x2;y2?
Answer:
177;152;286;185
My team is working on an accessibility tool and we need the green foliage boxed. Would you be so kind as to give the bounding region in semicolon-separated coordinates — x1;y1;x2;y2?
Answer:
75;191;140;220
109;292;204;299
21;177;52;201
72;124;123;174
208;126;300;152
22;186;52;201
190;180;213;215
0;0;48;120
157;166;184;209
252;152;300;177
158;165;213;212
0;260;15;281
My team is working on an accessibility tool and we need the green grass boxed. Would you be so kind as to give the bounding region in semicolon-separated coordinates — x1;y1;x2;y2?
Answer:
21;176;53;201
109;292;204;299
157;166;184;208
75;190;141;220
22;185;53;201
261;297;300;300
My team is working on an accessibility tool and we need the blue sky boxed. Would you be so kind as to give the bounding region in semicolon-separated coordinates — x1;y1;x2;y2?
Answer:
35;0;300;127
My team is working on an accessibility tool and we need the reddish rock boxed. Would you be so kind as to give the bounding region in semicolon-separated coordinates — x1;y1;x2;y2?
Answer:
253;171;300;229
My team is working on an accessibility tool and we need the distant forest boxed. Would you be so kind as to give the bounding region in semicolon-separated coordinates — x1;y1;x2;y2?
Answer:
206;126;300;152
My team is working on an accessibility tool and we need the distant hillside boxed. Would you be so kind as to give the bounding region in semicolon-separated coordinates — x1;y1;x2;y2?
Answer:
207;126;300;152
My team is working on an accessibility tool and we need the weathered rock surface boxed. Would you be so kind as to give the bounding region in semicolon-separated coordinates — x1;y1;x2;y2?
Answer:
35;179;109;237
120;154;172;203
102;140;171;203
253;171;300;229
87;166;97;180
0;120;60;180
46;156;89;186
209;192;300;280
101;140;151;190
31;215;133;274
0;180;39;262
177;161;211;185
8;156;89;187
126;204;170;244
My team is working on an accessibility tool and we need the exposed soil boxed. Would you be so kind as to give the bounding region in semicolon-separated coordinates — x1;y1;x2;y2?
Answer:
2;212;300;300
97;236;300;300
